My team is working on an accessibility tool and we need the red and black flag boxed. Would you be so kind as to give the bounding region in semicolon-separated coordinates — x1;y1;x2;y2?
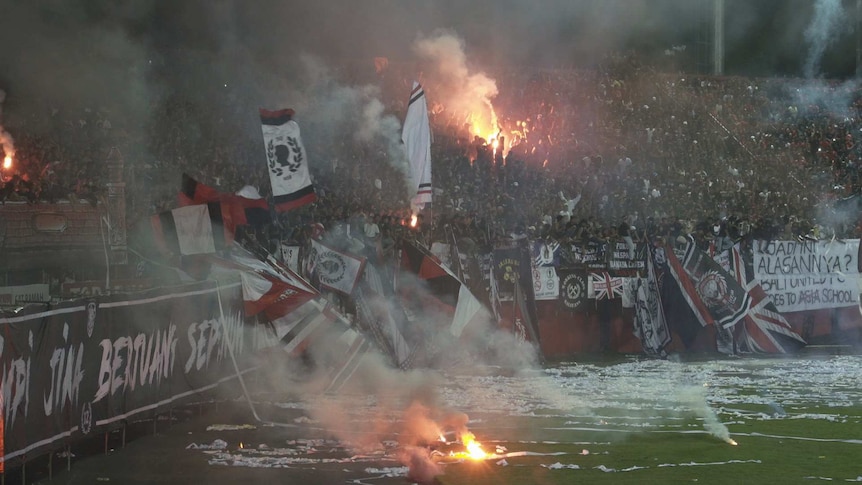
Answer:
179;173;271;235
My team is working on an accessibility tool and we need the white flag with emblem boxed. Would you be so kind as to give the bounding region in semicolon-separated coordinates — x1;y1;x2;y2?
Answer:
309;238;366;295
260;108;317;212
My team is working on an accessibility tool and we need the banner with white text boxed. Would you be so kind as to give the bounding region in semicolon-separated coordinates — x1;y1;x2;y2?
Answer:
0;281;275;468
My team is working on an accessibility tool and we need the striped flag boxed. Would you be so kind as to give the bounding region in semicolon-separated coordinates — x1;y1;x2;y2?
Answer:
150;203;226;256
179;173;271;242
222;244;374;391
402;82;432;208
259;108;317;212
400;240;492;340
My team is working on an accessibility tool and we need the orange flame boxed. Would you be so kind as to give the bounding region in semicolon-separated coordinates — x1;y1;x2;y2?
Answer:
2;156;11;170
410;214;418;228
459;432;487;460
468;101;505;156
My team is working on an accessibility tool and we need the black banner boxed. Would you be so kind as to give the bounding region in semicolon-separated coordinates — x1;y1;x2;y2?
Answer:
0;281;275;468
565;241;646;272
558;269;589;312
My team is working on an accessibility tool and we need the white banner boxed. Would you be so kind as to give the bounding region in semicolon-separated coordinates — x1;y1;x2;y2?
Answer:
280;243;301;273
753;239;860;312
532;266;559;300
0;283;50;306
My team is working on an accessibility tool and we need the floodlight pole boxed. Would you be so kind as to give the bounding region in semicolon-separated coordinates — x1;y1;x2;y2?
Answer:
714;0;725;75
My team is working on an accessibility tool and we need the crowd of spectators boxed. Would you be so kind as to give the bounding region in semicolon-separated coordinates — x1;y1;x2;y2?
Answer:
3;52;862;266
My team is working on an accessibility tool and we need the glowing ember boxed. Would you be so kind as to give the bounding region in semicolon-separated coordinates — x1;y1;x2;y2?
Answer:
460;432;487;460
2;155;10;170
239;442;244;449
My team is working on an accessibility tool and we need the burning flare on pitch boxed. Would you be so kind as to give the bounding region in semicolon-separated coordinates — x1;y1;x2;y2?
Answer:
458;431;488;460
726;438;738;446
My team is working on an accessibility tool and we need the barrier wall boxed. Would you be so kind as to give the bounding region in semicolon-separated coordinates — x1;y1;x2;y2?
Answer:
0;280;275;469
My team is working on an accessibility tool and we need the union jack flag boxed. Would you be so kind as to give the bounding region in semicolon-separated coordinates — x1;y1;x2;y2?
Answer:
728;246;806;354
589;272;624;300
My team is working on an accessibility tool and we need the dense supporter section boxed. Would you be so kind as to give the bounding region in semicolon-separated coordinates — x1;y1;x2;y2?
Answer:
4;55;861;244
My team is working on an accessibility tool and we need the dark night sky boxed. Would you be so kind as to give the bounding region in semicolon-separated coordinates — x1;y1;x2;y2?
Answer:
0;0;858;134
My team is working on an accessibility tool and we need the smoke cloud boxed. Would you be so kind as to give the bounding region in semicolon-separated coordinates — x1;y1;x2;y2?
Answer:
413;31;499;137
803;0;848;79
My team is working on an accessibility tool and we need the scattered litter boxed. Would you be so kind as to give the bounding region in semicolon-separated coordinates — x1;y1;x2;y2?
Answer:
363;466;409;477
496;459;508;466
187;439;228;450
206;424;257;431
542;462;580;470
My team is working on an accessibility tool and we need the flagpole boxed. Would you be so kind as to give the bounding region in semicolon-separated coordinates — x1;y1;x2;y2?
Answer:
213;279;263;423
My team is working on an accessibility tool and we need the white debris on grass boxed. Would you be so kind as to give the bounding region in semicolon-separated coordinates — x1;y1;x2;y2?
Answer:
362;466;409;477
542;462;580;470
206;424;257;431
187;439;228;450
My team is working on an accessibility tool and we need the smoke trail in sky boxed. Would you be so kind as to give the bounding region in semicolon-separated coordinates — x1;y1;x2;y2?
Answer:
803;0;847;79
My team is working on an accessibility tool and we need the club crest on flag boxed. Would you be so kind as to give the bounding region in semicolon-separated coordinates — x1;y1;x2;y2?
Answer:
266;136;304;179
260;108;317;212
696;270;737;312
310;246;347;287
309;239;365;295
561;272;587;310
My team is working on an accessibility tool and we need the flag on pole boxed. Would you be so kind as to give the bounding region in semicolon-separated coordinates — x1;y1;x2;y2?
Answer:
633;245;671;356
259;108;317;212
399;240;492;339
151;203;226;256
179;173;271;238
308;239;366;295
402;82;432;208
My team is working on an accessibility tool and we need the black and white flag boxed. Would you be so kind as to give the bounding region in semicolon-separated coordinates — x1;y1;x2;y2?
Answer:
402;82;432;208
260;108;317;212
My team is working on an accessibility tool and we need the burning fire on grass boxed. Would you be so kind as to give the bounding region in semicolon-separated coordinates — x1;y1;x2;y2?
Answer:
396;402;493;483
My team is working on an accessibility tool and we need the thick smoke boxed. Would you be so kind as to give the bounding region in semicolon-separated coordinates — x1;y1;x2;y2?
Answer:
413;31;500;137
284;55;411;191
